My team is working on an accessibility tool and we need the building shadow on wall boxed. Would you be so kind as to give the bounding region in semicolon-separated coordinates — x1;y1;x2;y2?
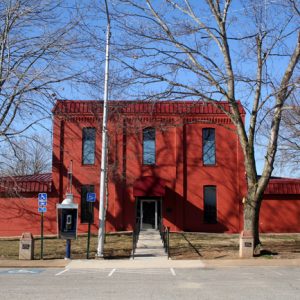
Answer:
165;187;229;233
0;192;58;236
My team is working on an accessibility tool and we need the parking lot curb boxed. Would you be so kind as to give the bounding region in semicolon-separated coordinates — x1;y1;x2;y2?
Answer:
0;258;300;269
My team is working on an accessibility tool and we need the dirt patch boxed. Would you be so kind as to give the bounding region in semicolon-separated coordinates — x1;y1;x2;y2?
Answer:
169;233;300;260
0;232;133;260
258;234;300;259
170;233;239;259
103;232;132;258
0;232;299;260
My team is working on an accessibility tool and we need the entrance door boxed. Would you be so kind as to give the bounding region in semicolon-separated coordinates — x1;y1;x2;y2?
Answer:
140;200;158;230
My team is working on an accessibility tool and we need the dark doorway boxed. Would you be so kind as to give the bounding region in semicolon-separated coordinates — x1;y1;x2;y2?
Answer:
142;201;155;229
137;198;161;230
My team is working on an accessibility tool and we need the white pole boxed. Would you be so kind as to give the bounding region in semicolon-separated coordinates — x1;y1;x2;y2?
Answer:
97;0;111;257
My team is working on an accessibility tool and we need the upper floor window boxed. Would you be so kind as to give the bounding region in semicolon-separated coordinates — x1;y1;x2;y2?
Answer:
202;128;216;165
82;128;96;165
143;127;155;165
81;185;94;223
204;186;217;224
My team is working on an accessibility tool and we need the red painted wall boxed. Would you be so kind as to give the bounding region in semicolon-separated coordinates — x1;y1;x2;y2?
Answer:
260;196;300;233
0;195;57;237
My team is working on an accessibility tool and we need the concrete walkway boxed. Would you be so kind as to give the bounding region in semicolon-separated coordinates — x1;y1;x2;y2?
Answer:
68;258;300;269
133;228;167;259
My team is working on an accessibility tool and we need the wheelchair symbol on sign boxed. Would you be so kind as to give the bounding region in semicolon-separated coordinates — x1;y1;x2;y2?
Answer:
38;193;47;201
86;192;96;202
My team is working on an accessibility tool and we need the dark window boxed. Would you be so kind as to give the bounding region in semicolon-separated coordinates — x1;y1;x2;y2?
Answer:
204;186;217;224
81;185;94;223
203;128;216;165
82;128;96;165
143;127;155;165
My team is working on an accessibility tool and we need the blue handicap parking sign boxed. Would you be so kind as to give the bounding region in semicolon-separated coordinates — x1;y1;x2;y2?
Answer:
38;207;47;213
86;192;96;202
38;193;47;201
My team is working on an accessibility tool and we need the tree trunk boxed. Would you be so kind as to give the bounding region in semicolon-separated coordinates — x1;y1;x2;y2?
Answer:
244;189;263;252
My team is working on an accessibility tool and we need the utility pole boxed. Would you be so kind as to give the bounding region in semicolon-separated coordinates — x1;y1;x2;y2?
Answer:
97;0;111;257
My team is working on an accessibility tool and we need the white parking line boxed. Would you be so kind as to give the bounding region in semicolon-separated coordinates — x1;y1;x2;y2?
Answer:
170;268;176;276
55;268;69;276
274;271;283;276
65;269;109;274
108;268;116;277
116;269;170;275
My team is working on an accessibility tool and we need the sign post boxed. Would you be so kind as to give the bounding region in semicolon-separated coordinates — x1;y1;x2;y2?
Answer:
41;211;44;259
38;193;47;260
86;192;96;259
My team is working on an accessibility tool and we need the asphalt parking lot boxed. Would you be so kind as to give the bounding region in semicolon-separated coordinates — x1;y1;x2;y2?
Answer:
0;265;299;300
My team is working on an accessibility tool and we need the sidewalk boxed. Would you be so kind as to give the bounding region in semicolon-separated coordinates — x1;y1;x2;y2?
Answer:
1;257;300;269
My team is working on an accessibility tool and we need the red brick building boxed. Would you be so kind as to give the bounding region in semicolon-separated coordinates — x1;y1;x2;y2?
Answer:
0;100;299;237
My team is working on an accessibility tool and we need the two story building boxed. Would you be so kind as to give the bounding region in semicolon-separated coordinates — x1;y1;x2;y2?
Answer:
52;100;247;234
0;99;299;237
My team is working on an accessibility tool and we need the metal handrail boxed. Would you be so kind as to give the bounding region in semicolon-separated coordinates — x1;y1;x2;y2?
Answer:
159;224;170;259
132;217;140;259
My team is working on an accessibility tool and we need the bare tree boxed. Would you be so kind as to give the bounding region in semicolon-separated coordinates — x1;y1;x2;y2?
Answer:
0;0;92;143
1;134;51;176
95;0;300;251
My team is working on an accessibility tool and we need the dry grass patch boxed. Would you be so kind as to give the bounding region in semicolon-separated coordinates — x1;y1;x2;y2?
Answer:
170;233;239;259
0;239;20;260
0;232;133;260
103;232;132;258
1;232;299;260
259;234;300;259
170;232;300;260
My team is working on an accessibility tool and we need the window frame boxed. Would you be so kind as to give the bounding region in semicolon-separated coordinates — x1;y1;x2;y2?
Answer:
82;127;96;165
202;128;216;166
203;185;217;224
142;127;156;165
80;185;95;224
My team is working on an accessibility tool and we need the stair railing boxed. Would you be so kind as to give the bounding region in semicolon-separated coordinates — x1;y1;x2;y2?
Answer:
132;217;141;259
159;224;170;259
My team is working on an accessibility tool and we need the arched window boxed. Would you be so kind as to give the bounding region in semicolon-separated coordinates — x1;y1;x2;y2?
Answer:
82;127;96;165
202;128;216;165
143;127;155;165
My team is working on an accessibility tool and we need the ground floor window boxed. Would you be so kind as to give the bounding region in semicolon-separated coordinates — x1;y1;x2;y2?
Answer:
204;186;217;224
81;185;95;223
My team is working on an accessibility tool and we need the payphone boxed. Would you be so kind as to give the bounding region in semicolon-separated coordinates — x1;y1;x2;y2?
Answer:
57;194;78;240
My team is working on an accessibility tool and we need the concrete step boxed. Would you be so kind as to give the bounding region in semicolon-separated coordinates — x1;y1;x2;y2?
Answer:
133;229;167;259
137;240;164;247
135;249;166;256
137;238;162;243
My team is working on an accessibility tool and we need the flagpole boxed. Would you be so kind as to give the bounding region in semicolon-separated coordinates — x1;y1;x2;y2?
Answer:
97;0;111;257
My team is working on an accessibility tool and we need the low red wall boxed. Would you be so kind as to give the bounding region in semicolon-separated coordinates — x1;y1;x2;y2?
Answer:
0;194;100;238
0;195;58;237
260;196;300;233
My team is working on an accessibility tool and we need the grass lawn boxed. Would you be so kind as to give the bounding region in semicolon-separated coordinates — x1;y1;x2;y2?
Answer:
0;232;132;260
169;232;300;259
0;232;299;260
170;233;239;259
